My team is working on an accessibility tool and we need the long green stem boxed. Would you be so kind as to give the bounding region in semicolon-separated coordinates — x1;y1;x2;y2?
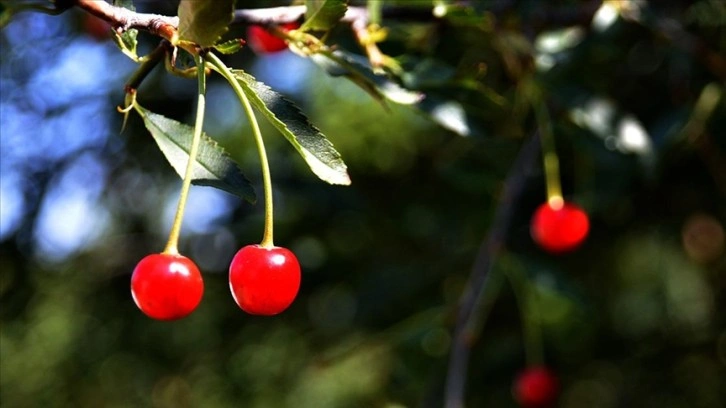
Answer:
163;53;206;254
206;53;274;248
532;93;563;208
367;0;382;25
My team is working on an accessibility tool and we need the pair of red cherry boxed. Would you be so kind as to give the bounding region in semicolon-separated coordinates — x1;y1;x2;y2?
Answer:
130;24;303;322
131;245;301;320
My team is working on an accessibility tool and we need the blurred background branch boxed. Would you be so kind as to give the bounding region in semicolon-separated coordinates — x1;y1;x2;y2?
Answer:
445;133;541;408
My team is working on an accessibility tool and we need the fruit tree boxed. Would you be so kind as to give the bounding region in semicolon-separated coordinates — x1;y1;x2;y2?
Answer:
1;0;724;407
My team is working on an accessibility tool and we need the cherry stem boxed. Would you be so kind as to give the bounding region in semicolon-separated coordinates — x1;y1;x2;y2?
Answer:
503;257;544;367
206;53;275;248
532;95;563;208
367;0;382;25
124;42;165;91
163;53;206;255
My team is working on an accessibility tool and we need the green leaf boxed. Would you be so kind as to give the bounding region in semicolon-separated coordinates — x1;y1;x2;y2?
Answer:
111;0;138;59
213;38;246;55
232;70;351;185
415;96;486;137
114;29;138;59
301;0;348;32
309;53;385;104
134;104;256;203
177;0;235;47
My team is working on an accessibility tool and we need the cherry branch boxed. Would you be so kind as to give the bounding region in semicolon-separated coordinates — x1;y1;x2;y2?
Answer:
444;133;541;408
66;0;604;63
233;5;385;66
69;1;388;66
73;0;177;41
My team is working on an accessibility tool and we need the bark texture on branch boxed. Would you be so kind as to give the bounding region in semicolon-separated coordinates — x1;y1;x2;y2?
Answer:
75;0;177;41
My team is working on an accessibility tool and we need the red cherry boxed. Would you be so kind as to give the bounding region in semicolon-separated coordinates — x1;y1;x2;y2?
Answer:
131;253;204;321
229;245;301;315
513;366;559;408
531;200;590;253
246;23;299;54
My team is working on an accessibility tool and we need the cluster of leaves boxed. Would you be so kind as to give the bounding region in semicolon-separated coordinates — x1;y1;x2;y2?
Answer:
114;0;539;201
119;0;354;204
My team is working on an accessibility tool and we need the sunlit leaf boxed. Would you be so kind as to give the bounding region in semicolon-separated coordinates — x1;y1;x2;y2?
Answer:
232;70;351;185
134;104;256;203
417;98;473;136
413;89;495;138
177;0;235;47
114;29;138;59
301;0;348;32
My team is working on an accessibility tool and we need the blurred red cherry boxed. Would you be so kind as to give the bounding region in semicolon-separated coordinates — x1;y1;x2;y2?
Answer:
513;366;559;408
531;200;589;253
246;22;300;54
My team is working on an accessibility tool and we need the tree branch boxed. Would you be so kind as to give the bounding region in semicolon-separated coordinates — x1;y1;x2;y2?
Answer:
73;0;177;41
57;0;610;40
444;134;541;408
65;1;606;56
232;6;390;68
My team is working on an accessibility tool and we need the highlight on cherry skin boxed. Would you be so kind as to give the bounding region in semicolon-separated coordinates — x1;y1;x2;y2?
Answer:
131;253;204;321
229;245;301;316
530;200;590;253
513;366;559;408
246;22;300;54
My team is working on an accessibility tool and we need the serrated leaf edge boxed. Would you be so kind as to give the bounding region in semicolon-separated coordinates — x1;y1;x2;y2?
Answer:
233;70;351;185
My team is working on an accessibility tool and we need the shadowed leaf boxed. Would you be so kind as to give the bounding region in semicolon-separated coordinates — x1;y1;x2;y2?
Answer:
301;0;348;32
135;104;256;203
177;0;235;47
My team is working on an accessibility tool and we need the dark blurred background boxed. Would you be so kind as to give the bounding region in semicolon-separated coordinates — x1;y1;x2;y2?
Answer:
1;0;725;407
